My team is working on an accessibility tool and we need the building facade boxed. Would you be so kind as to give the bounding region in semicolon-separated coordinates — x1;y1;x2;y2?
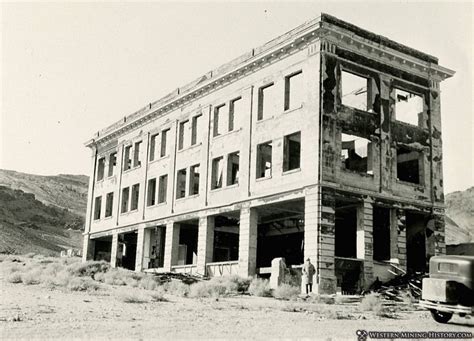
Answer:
82;14;454;294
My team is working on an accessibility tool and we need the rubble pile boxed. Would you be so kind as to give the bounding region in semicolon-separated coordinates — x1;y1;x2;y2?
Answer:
369;272;426;301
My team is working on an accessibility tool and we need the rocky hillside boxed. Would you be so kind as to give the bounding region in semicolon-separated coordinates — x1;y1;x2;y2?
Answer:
0;170;89;255
445;186;474;245
0;169;88;216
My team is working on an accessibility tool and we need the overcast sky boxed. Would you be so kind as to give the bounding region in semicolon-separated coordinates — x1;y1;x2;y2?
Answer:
1;2;472;194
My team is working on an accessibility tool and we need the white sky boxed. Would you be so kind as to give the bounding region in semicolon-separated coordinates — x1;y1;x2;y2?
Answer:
1;1;472;194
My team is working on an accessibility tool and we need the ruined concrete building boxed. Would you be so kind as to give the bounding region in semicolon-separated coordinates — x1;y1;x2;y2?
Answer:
83;14;454;294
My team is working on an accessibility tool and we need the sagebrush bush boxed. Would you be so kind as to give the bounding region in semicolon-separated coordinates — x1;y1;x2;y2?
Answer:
248;278;271;297
150;287;167;302
360;293;386;316
6;272;22;284
207;275;251;294
67;277;100;291
120;293;148;303
273;284;300;300
164;280;190;297
189;280;227;298
67;261;110;278
21;270;42;285
139;276;158;291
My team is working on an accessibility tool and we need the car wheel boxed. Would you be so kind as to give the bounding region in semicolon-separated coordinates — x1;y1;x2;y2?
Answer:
430;310;453;324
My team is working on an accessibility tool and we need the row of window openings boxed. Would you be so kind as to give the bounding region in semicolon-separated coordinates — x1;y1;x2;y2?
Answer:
341;70;424;126
340;133;422;184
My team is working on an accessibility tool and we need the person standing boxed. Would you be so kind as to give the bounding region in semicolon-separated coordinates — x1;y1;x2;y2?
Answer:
302;258;316;294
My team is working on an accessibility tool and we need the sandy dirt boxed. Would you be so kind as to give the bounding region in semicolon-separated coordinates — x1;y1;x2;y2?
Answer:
1;270;473;340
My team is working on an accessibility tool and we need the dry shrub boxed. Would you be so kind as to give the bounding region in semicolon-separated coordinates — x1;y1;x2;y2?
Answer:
164;280;190;297
95;268;141;286
139;276;158;291
248;278;271;297
213;275;251;293
273;284;300;300
150;287;167;302
120;293;148;303
6;272;22;284
67;277;100;291
21;270;42;285
67;261;110;278
360;293;387;316
189;280;227;298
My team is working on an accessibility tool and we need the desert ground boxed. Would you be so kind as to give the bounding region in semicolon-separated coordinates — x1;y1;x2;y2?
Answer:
1;256;473;340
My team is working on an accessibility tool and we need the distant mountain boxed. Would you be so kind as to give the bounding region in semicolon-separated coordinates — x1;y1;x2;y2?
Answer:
0;169;89;255
0;169;88;216
445;187;474;245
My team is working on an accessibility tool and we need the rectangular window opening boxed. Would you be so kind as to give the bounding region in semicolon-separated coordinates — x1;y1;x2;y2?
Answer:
283;132;301;172
108;152;117;177
160;129;169;157
373;206;391;262
123;145;132;171
94;196;102;220
211;157;224;189
229;97;242;132
133;141;142;168
131;184;140;211
213;104;225;137
284;71;303;111
179;120;190;150
257;141;272;178
176;169;187;199
147;178;157;207
341;133;373;175
149;133;159;162
226;152;240;186
191;115;202;146
158;174;168;203
258;83;275;121
97;157;105;181
121;187;130;213
394;88;424;126
341;71;368;111
189;164;200;195
105;192;114;217
396;147;421;184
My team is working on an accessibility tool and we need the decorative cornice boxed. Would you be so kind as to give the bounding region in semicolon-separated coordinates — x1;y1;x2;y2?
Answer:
86;14;455;148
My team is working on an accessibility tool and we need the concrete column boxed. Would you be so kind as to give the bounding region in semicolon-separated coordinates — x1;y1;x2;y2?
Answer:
163;222;180;271
304;187;319;285
110;233;119;268
197;216;215;276
389;209;399;263
134;228;145;272
357;198;374;289
142;228;152;270
238;207;258;277
82;235;95;262
318;188;336;294
396;209;407;272
433;213;446;256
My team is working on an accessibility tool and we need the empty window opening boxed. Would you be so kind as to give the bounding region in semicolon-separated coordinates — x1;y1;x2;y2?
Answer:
133;141;142;168
191;114;202;145
177;223;198;266
178;120;190;150
213;104;226;137
123;145;132;171
176;169;187;199
97;157;105;181
341;133;373;174
283;132;301;172
284;71;303;111
406;212;428;273
341;71;368;111
335;202;357;258
229;97;242;132
258;83;275;120
149;133;159;162
396;147;421;184
117;232;137;271
121;187;130;213
213;215;240;262
373;206;391;261
257;142;272;178
145;226;166;269
211;157;224;189
227;152;240;186
158;174;168;203
108;152;117;177
94;196;102;220
131;184;140;211
394;89;423;126
160;129;169;157
147;178;157;206
105;192;114;218
93;236;112;262
189;164;200;195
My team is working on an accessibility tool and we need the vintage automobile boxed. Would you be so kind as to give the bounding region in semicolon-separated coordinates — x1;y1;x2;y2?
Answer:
419;255;474;323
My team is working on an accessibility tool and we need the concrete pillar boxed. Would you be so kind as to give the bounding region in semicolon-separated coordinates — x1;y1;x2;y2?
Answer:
197;216;215;276
238;207;258;277
110;233;119;268
318;188;336;294
82;235;95;262
163;222;180;271
389;209;400;263
134;228;145;272
432;213;446;256
304;187;319;286
357;198;374;289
